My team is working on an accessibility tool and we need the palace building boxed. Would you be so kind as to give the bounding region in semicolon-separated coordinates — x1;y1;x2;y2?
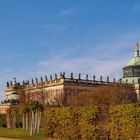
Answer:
0;42;140;114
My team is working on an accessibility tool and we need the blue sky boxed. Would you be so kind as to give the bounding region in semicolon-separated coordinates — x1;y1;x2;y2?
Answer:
0;0;140;99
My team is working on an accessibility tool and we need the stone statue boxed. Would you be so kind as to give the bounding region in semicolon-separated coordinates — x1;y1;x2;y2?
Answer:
7;82;9;87
113;78;115;83
45;75;48;81
100;76;102;82
78;73;81;80
93;75;96;81
41;77;43;83
107;76;109;83
50;75;52;81
63;72;65;78
32;79;34;84
13;77;17;84
36;78;38;83
55;73;57;80
71;72;73;79
86;74;88;80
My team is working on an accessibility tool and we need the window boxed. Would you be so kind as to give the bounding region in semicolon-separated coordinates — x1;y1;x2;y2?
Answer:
134;67;140;77
124;68;133;77
12;92;17;94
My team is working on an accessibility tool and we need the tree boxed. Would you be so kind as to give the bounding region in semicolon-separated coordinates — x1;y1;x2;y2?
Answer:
5;108;11;128
73;84;137;107
22;101;44;136
22;105;30;130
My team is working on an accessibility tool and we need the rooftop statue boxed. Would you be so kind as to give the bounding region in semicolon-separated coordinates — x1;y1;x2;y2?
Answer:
7;82;9;87
63;72;65;78
50;75;52;81
100;76;102;82
36;78;38;83
78;73;81;80
86;74;88;80
55;73;57;80
71;72;73;79
41;77;43;83
93;75;96;81
13;77;17;85
45;75;48;81
32;79;34;84
107;76;109;83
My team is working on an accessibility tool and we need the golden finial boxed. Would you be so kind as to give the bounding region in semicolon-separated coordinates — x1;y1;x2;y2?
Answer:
136;41;139;49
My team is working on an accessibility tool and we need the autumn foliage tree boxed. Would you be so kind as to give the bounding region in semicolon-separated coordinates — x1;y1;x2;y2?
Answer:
73;84;137;107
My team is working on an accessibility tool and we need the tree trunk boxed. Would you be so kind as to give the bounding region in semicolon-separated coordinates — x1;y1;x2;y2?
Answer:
22;114;25;129
37;111;41;134
13;114;16;128
30;111;34;136
34;110;38;134
25;113;28;130
33;111;35;134
7;113;10;128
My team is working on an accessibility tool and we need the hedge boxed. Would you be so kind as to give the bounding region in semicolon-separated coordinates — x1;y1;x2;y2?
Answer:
109;104;140;140
45;104;140;140
45;106;99;140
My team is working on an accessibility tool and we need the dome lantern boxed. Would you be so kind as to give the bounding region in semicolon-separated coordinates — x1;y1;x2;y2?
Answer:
135;41;139;57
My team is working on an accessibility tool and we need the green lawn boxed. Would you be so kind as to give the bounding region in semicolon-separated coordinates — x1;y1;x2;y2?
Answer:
0;128;46;140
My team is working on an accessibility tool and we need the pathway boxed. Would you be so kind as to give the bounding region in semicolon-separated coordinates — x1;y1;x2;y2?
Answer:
0;138;22;140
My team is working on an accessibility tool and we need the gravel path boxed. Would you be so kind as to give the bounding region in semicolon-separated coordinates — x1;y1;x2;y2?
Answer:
0;137;56;140
0;138;22;140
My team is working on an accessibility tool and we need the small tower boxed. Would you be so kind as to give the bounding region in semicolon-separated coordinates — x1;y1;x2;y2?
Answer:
6;78;21;101
123;42;140;84
123;42;140;100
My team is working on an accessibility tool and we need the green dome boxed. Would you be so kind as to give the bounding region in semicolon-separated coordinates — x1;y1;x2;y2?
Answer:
123;42;140;84
126;57;140;66
125;42;140;67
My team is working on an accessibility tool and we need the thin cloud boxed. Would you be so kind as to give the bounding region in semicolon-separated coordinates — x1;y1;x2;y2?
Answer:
132;3;140;12
44;24;69;32
57;9;74;16
44;24;56;29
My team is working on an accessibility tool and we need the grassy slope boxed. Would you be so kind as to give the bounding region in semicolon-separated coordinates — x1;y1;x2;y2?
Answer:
0;128;45;140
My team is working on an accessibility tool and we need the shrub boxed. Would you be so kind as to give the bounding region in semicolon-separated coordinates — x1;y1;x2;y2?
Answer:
45;104;140;140
109;104;140;140
45;106;99;140
78;106;99;140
